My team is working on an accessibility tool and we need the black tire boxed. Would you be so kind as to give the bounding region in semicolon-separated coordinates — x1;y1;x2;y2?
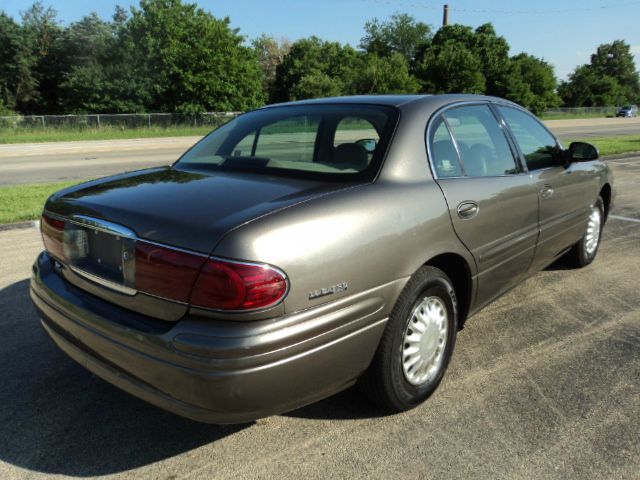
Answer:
359;266;458;412
564;197;604;268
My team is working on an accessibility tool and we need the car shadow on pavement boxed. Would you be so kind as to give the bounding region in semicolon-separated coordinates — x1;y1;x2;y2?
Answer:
0;279;249;477
285;387;390;421
543;257;575;271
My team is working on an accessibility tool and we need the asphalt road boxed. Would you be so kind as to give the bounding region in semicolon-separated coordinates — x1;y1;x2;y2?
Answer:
0;157;638;479
0;117;639;185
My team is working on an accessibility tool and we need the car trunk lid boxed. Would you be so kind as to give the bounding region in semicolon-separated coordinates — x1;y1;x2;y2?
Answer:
44;166;351;320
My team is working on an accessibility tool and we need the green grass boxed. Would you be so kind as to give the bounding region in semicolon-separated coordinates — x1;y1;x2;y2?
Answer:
0;125;216;144
0;180;82;224
540;112;614;120
571;134;640;156
0;119;376;144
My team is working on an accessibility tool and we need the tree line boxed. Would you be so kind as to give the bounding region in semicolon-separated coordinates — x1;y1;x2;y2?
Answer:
1;0;638;117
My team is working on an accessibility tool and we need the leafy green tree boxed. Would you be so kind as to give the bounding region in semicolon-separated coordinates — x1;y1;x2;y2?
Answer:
471;23;511;97
56;8;154;113
271;37;359;102
101;6;156;112
419;41;486;94
351;53;420;94
559;40;639;106
20;1;63;113
56;13;117;113
127;0;264;113
291;72;344;99
0;12;38;111
590;40;639;89
418;23;514;96
506;54;560;114
0;97;15;115
559;65;629;107
1;5;613;115
415;23;558;110
416;26;485;94
360;13;432;68
252;34;290;99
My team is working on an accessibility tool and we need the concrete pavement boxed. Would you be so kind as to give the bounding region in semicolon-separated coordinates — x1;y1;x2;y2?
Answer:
0;157;638;479
545;116;640;138
0;137;197;185
0;117;639;185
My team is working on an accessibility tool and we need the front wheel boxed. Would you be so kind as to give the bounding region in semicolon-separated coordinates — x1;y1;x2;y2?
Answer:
360;266;458;412
565;197;604;268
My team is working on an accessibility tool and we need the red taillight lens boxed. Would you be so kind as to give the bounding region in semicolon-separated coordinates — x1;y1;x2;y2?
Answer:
42;214;65;231
134;240;287;311
39;212;287;312
190;259;288;311
135;241;206;303
41;213;65;260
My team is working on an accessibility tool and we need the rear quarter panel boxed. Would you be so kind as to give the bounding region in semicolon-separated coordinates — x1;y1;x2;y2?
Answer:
212;180;475;315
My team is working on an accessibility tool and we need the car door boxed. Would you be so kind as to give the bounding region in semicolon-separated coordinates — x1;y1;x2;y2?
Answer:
428;104;539;308
496;106;590;273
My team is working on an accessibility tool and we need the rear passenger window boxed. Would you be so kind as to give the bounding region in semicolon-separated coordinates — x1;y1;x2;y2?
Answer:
497;106;561;170
333;117;379;147
429;115;463;177
444;105;518;177
254;116;320;163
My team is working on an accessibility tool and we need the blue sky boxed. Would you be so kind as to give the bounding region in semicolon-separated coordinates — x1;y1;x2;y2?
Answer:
2;0;640;79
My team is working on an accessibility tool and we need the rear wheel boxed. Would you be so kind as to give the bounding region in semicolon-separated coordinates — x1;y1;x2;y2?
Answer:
565;197;604;268
360;266;458;411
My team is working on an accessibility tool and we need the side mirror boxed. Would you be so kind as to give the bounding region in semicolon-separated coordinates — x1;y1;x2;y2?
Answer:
569;142;599;161
355;138;377;153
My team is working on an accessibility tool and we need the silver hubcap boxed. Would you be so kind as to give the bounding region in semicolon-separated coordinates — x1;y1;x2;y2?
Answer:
584;206;602;256
402;296;448;386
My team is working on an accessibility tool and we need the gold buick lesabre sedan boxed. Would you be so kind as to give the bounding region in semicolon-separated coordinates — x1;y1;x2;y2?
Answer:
31;95;613;423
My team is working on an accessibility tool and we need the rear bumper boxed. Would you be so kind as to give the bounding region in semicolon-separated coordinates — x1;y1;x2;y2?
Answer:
31;252;399;424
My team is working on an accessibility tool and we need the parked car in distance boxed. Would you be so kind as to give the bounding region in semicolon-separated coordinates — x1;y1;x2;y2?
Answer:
616;105;638;117
31;94;614;424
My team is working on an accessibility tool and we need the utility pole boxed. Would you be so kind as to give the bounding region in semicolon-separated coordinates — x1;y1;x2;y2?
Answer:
442;4;450;26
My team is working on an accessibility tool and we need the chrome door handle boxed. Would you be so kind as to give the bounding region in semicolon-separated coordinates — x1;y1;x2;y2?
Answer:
541;184;554;199
457;201;479;219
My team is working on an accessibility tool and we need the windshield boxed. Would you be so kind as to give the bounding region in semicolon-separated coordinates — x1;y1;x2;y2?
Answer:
176;104;398;181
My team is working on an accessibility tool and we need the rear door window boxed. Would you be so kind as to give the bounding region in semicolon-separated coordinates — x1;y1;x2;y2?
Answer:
428;115;463;178
443;105;519;177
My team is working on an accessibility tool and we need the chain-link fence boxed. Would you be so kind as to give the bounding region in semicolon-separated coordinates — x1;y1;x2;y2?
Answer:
542;106;619;119
0;112;240;130
0;107;626;131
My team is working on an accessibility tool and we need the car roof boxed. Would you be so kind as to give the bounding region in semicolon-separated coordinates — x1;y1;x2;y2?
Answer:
263;94;520;111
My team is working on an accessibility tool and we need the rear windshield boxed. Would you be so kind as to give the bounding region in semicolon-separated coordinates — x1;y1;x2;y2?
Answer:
176;104;398;181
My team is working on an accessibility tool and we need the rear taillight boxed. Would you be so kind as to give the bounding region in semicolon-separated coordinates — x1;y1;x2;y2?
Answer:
135;241;205;303
40;216;287;311
41;213;65;260
134;241;287;311
190;258;288;310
